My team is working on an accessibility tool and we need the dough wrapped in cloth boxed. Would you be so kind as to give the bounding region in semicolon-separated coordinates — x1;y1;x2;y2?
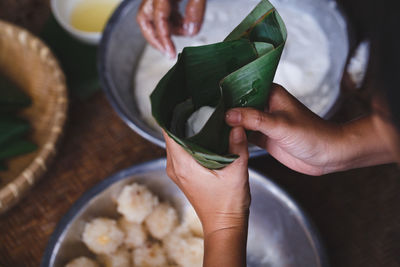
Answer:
151;0;287;169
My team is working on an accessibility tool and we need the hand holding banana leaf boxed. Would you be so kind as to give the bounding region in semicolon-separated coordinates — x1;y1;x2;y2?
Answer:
151;0;287;169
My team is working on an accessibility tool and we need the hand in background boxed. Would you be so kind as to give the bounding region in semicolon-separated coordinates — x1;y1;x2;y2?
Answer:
226;84;393;176
137;0;206;58
163;127;249;267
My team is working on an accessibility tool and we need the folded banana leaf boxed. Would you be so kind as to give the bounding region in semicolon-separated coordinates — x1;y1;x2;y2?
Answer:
151;0;287;169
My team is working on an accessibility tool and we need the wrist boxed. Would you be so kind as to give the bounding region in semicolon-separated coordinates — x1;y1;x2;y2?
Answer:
326;115;394;173
202;209;249;237
203;215;248;267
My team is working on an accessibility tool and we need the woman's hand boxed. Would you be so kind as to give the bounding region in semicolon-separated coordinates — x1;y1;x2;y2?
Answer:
225;84;342;175
136;0;206;58
163;126;249;234
226;84;394;175
163;127;249;267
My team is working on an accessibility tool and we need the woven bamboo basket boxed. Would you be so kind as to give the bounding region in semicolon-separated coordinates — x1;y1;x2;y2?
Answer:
0;20;68;214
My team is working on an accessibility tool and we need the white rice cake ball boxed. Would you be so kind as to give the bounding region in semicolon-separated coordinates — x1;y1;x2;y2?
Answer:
163;224;192;241
97;247;131;267
82;218;124;255
65;256;99;267
183;205;203;237
163;230;204;267
117;183;159;223
145;203;178;240
118;217;147;249
132;242;168;267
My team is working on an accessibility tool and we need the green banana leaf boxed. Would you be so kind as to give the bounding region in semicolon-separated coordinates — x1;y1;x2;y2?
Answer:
0;139;37;161
0;74;31;114
0;161;6;171
0;116;31;147
151;0;287;169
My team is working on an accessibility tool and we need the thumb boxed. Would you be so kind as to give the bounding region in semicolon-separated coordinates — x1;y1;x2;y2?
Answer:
229;127;249;166
225;108;278;138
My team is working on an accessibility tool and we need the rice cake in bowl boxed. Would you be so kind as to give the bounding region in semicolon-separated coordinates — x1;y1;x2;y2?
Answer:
42;158;327;267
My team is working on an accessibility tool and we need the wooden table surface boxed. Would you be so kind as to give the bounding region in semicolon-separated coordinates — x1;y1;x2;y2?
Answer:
0;92;399;267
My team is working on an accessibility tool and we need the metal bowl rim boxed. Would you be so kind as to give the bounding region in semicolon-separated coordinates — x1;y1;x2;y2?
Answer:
41;158;329;267
98;0;165;149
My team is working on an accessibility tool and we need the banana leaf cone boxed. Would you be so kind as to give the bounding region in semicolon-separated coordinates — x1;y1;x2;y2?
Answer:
151;0;287;169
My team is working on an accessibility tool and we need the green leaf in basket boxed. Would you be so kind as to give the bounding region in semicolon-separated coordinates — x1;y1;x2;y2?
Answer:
0;74;31;114
151;0;287;169
0;161;7;171
0;116;31;147
0;139;37;161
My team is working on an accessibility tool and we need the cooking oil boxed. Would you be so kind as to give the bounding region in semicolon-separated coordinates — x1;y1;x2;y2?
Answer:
70;0;119;32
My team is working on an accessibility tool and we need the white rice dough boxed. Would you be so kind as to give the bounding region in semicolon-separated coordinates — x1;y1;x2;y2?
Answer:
97;247;131;267
132;242;168;267
65;256;99;267
163;225;204;267
118;217;148;249
163;231;204;267
185;106;216;138
145;202;179;240
183;205;203;237
82;218;124;255
116;183;159;223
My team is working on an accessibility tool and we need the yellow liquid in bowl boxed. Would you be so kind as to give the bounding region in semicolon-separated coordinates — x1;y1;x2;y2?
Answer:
70;0;119;32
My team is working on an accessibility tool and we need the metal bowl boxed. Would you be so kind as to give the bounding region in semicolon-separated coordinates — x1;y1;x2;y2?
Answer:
98;0;349;157
42;158;327;267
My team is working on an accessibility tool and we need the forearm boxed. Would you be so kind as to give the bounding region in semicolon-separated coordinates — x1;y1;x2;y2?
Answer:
328;115;395;172
203;221;248;267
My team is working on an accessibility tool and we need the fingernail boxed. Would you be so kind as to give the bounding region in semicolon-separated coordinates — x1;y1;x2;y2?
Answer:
163;50;173;59
185;23;198;36
167;52;175;59
232;127;244;144
165;47;175;59
226;110;241;124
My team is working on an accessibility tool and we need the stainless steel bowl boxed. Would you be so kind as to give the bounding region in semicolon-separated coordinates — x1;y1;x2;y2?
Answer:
42;158;328;267
98;0;348;157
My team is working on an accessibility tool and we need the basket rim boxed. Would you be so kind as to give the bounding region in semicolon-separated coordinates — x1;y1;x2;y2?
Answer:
0;19;68;214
